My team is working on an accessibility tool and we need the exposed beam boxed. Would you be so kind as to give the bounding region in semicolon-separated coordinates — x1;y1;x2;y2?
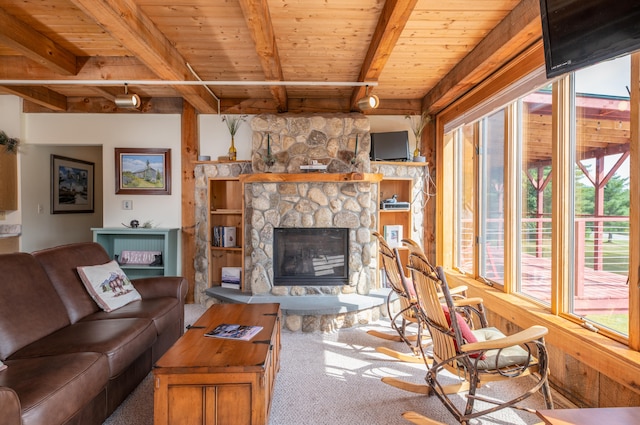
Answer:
0;56;164;81
237;0;288;112
70;0;216;113
0;85;67;111
350;0;418;110
423;0;542;115
23;97;183;114
0;7;76;76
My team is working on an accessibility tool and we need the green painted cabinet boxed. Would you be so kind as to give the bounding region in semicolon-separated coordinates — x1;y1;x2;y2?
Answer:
92;227;179;278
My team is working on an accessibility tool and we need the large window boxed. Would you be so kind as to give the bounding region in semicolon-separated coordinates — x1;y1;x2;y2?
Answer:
479;110;506;284
519;86;553;303
572;56;630;334
444;54;634;341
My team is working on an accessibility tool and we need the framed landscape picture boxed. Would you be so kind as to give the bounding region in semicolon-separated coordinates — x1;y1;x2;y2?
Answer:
51;155;95;214
115;148;171;195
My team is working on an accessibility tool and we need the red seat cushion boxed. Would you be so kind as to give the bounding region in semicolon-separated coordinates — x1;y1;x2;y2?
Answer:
442;305;485;359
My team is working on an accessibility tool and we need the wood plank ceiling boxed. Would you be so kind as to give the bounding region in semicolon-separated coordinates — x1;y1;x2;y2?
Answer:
0;0;541;115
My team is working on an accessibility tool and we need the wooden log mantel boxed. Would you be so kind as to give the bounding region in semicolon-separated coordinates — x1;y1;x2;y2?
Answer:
239;172;383;183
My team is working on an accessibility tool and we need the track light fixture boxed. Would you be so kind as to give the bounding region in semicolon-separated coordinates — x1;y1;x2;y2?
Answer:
357;85;379;110
115;83;141;109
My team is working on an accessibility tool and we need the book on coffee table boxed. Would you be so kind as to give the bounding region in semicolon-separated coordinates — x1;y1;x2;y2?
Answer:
205;323;263;341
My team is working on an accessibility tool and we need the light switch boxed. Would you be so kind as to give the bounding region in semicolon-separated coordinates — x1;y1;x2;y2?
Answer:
123;200;133;210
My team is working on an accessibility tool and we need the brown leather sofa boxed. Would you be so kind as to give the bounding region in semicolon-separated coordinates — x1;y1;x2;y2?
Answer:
0;242;187;425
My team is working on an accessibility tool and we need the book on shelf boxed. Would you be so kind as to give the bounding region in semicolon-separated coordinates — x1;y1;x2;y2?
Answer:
205;323;263;341
221;266;241;289
383;224;403;248
211;226;238;248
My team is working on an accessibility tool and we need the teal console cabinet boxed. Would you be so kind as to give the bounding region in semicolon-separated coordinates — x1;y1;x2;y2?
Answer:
92;227;179;278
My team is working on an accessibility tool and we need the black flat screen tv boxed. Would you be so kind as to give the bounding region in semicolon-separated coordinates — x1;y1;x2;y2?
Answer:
539;0;640;78
369;130;410;161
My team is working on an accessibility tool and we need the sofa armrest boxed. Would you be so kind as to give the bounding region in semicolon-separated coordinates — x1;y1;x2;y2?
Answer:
132;276;188;302
0;387;21;425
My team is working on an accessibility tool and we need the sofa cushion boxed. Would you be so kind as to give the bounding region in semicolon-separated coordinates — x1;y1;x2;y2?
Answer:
77;260;142;312
33;242;111;323
8;318;156;378
0;253;70;360
0;353;108;425
82;297;180;337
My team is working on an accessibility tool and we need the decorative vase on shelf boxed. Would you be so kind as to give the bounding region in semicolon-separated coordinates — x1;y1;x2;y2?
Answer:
221;114;247;162
228;136;237;161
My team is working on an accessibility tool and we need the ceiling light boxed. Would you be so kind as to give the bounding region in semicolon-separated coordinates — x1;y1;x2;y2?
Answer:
115;84;141;109
357;85;379;110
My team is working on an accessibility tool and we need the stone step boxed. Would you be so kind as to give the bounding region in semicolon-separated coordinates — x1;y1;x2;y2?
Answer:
205;286;391;316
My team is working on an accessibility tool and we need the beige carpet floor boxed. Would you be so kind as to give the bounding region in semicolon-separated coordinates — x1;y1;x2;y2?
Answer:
103;304;554;425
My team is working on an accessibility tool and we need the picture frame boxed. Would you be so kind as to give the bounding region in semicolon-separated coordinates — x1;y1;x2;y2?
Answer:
115;148;171;195
383;224;403;248
51;155;95;214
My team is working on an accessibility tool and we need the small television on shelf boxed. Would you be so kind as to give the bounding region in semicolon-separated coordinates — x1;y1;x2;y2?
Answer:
539;0;640;78
369;130;410;161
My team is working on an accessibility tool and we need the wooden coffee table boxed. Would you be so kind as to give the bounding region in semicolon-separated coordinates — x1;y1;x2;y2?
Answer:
153;303;281;425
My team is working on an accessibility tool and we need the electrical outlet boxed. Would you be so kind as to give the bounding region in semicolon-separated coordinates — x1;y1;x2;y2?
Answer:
122;200;133;210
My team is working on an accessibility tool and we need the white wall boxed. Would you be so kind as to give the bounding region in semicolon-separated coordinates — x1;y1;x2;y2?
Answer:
20;144;103;252
24;113;182;231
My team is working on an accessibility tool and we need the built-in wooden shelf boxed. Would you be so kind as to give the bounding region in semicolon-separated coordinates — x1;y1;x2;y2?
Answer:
239;172;383;183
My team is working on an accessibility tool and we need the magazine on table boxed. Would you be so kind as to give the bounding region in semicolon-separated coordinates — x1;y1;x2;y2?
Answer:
205;323;263;341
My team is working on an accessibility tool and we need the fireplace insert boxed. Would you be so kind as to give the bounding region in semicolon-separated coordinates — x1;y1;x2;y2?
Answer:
273;227;349;286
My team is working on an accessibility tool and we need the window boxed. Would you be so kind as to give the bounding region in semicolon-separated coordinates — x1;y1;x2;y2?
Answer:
519;86;553;303
443;53;635;342
479;110;506;284
454;124;476;274
572;56;630;335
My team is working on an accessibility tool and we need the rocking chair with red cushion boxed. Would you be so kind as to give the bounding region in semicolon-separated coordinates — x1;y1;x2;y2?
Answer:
389;251;554;425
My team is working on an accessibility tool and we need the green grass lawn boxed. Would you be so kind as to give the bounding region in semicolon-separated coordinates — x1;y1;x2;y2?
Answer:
584;313;629;335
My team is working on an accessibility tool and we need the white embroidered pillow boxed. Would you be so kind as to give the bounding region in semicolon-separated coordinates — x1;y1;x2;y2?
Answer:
77;260;141;312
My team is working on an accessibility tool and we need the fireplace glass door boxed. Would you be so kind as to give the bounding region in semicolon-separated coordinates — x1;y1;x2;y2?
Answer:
273;228;348;286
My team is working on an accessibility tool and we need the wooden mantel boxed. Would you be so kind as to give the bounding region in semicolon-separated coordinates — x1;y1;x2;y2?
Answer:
239;172;383;183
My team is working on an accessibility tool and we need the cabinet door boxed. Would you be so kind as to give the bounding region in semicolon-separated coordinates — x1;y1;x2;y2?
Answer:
0;153;18;210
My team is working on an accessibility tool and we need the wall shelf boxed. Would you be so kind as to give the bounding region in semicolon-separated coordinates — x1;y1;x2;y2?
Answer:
92;227;179;279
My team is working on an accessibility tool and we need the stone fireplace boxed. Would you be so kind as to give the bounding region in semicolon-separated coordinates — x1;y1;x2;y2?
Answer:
193;113;425;308
243;113;377;297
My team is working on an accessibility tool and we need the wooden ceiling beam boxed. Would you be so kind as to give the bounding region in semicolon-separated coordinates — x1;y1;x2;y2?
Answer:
0;7;77;76
69;0;216;114
423;0;542;115
350;0;419;110
238;0;288;112
0;56;164;81
0;85;67;111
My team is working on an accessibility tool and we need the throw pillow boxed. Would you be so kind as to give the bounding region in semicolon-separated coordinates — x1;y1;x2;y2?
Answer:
442;305;485;359
77;260;141;312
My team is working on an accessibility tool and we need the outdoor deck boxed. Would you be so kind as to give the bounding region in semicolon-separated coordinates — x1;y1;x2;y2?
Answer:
520;254;628;314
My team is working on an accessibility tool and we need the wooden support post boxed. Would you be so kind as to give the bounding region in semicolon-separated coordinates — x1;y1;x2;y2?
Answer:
181;102;198;303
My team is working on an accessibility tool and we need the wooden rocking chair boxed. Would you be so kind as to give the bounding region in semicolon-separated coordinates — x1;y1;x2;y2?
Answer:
390;253;553;424
368;231;427;363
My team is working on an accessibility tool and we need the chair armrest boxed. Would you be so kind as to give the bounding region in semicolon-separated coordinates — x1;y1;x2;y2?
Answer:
0;387;21;425
452;297;484;308
132;276;188;301
461;325;548;352
450;285;468;295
